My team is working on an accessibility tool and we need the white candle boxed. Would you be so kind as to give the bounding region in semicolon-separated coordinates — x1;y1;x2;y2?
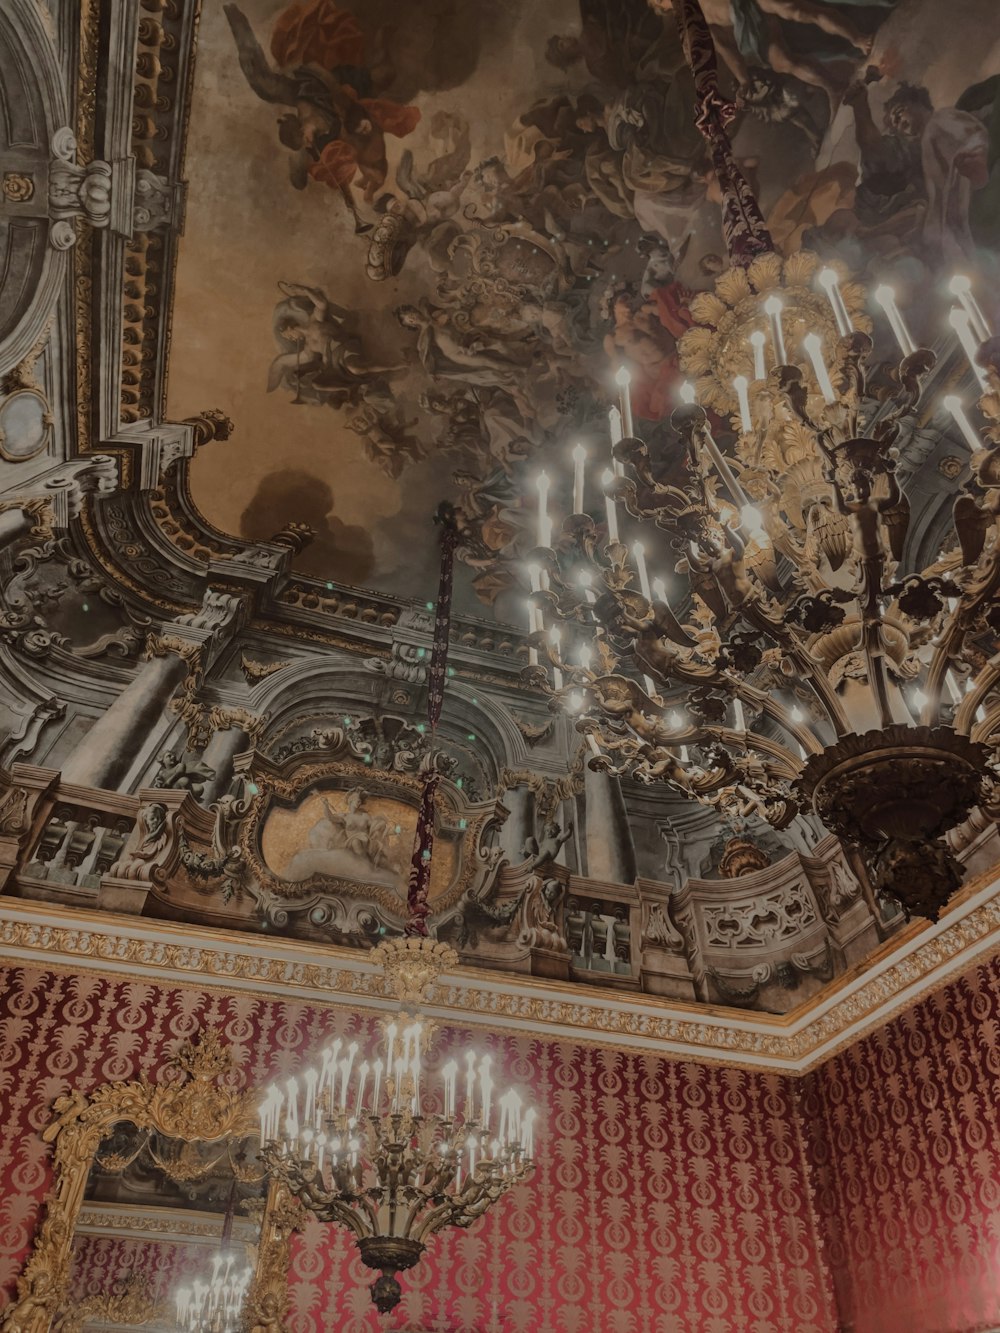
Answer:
572;443;587;514
950;308;989;389
803;333;836;403
536;472;551;547
750;330;767;381
578;571;596;604
522;1107;536;1157
371;1059;382;1113
464;1051;476;1117
632;540;652;599
652;577;668;603
586;733;601;758
608;406;624;477
354;1062;369;1118
819;267;852;336
679;381;696;404
549;626;563;689
949;275;991;341
577;643;591;670
526;601;538;667
442;1060;457;1118
875;285;915;356
763;296;786;365
732;375;752;431
479;1055;493;1130
642;675;657;697
733;698;746;731
943;395;981;451
602;468;619;542
615;366;634;437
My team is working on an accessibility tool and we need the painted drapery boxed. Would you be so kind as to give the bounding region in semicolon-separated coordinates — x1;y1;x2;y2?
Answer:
0;965;834;1332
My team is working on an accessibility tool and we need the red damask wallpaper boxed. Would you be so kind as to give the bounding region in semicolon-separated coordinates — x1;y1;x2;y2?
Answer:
0;965;836;1332
68;1233;204;1304
803;953;1000;1333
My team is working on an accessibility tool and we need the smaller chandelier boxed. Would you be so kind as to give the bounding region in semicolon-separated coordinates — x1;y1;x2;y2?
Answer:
258;939;536;1313
175;1254;252;1333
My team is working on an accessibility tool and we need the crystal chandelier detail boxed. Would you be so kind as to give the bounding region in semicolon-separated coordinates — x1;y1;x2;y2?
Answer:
514;2;1000;923
175;1255;252;1333
258;938;536;1313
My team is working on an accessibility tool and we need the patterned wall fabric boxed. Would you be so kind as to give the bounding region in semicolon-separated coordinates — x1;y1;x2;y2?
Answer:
0;965;835;1332
802;954;1000;1333
68;1234;204;1304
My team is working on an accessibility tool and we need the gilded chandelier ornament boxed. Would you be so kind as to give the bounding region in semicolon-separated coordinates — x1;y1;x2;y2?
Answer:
510;0;1000;924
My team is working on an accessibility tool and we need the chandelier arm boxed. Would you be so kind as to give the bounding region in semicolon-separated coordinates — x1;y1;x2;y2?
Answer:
970;702;1000;746
733;685;824;757
954;655;1000;735
740;605;851;736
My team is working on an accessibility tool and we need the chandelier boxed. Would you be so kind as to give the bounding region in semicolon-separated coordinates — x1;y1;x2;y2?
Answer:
175;1254;252;1333
258;938;535;1312
516;2;1000;923
257;514;536;1314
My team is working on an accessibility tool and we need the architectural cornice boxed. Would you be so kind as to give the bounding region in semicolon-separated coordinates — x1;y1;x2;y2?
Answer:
2;870;999;1074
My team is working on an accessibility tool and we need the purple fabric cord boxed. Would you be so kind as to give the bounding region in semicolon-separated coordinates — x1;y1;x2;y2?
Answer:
404;504;458;938
672;0;775;267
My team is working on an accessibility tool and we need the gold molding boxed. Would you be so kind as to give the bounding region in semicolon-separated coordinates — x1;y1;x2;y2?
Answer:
1;879;1000;1074
0;1031;273;1333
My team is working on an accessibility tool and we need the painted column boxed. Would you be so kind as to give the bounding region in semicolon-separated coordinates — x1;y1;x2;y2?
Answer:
60;639;198;791
198;715;259;804
499;783;536;863
584;767;637;884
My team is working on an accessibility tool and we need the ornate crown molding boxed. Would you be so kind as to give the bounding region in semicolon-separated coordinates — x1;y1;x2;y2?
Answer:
1;871;999;1075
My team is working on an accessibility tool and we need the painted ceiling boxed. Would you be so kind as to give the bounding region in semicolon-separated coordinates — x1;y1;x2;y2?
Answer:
167;0;1000;616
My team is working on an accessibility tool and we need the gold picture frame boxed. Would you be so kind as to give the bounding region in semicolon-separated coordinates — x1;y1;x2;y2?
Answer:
0;1030;301;1333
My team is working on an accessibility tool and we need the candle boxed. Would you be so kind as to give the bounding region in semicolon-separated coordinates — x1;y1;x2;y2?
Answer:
479;1055;493;1130
949;307;989;389
464;1051;476;1117
763;295;786;365
643;674;657;697
572;443;586;514
732;375;752;432
679;381;696;404
632;540;652;599
949;275;991;341
608;407;624;477
577;643;591;670
615;366;634;438
354;1061;369;1118
652;577;667;603
526;601;538;667
803;333;836;403
522;1107;536;1157
602;468;619;542
874;284;915;356
370;1059;382;1113
536;472;551;547
578;571;596;604
442;1059;457;1118
750;330;767;381
733;698;746;731
818;267;852;335
943;395;981;451
549;626;563;690
586;733;601;758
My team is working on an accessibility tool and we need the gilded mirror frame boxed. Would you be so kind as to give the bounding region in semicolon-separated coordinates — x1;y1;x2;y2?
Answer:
0;1030;302;1333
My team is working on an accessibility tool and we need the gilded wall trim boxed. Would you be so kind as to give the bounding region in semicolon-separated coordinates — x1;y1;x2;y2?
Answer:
2;880;1000;1073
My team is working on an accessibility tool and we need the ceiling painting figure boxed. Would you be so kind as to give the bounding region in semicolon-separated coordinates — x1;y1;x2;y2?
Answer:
163;0;1000;608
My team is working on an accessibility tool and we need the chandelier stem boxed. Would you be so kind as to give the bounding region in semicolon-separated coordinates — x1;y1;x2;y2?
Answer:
671;0;775;267
405;504;459;938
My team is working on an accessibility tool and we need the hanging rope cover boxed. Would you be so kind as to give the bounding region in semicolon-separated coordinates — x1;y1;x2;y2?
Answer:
672;0;775;267
405;504;459;938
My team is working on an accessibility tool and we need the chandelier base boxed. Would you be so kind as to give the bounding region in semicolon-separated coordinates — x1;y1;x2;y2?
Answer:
357;1236;425;1313
796;725;988;920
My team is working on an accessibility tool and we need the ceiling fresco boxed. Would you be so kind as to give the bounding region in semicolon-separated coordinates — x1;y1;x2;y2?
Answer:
167;0;1000;616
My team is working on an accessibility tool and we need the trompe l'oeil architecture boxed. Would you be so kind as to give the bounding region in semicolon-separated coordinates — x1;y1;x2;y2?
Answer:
4;0;1000;1329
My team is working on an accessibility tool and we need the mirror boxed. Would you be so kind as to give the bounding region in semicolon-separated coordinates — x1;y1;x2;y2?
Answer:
0;1031;302;1333
55;1122;265;1331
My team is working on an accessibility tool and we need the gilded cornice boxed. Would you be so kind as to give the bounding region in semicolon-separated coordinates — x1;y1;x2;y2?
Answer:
2;869;999;1074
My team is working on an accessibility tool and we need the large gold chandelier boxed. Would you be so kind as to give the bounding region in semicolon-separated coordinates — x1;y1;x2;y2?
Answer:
258;938;535;1312
175;1255;252;1333
518;2;1000;923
